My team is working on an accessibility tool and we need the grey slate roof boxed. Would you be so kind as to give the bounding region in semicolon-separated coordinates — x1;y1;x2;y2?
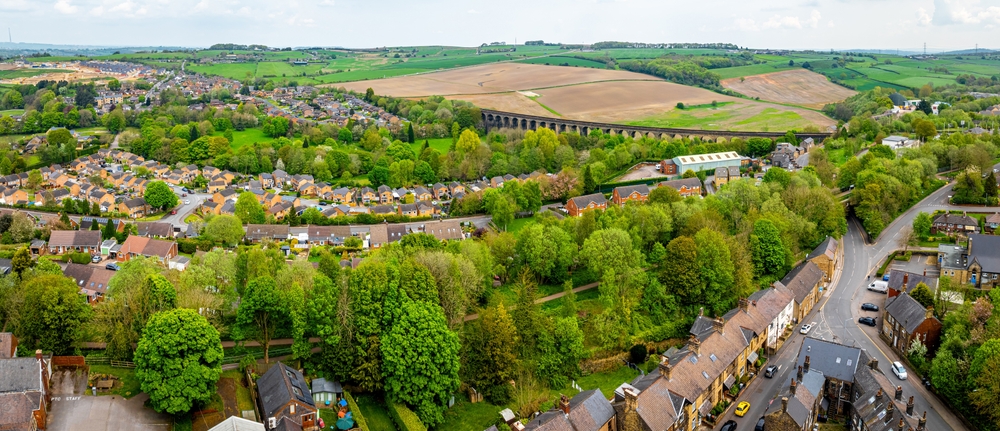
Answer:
568;193;607;208
781;261;825;304
613;184;650;197
796;337;862;382
257;362;315;419
969;233;1000;273
884;293;931;333
807;236;837;260
523;389;614;431
886;270;933;293
311;378;342;395
0;357;44;393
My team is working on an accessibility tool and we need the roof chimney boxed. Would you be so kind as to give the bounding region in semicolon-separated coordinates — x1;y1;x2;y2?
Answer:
804;355;811;373
797;365;803;381
790;379;797;395
699;307;704;317
906;396;914;416
623;387;639;413
658;357;673;380
918;411;927;431
739;297;750;312
713;317;725;335
898;418;905;430
925;306;934;319
870;359;879;370
35;349;42;360
886;399;894;422
903;273;909;287
895;385;903;401
876;388;883;402
558;394;570;415
687;335;701;355
781;397;788;413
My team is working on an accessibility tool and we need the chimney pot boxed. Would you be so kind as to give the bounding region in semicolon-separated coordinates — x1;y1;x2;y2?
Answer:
925;306;934;319
871;359;879;370
558;394;570;415
896;385;903;401
658;357;673;380
797;365;803;381
876;388;883;401
781;397;788;413
918;411;927;431
906;396;915;416
687;335;701;355
903;273;909;287
804;355;811;372
899;418;905;429
713;317;725;334
35;350;42;360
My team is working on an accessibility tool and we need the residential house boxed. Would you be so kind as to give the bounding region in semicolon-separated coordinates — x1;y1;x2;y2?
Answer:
168;256;191;271
566;193;608;217
986;212;1000;233
432;183;449;200
806;237;839;283
752;283;795;353
930;212;978;235
937;233;1000;288
330;188;353;204
207;180;227;193
245;224;290;243
207;417;265;431
398;203;418;217
268;201;294;220
117;236;178;262
63;263;115;303
658;178;702;197
256;362;318;431
119;197;149;218
368;224;389;249
387;224;408;244
2;188;29;206
762;370;824;431
47;230;102;254
416;202;438;217
611;184;650;207
448;182;465;196
213;189;240;205
0;351;51;431
359;187;376;205
659;159;678;175
712;167;731;188
372;205;394;216
523;390;616;431
882;293;942;354
378;185;393;204
259;173;274;189
425;220;464;241
886;271;934;298
134;222;175;238
202;200;222;216
413;186;433;202
779;261;825;323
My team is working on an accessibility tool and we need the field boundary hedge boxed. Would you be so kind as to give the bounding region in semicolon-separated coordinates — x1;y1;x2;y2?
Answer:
387;401;427;431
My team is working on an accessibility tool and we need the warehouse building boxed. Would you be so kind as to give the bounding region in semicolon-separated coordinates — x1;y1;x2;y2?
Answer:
672;151;743;174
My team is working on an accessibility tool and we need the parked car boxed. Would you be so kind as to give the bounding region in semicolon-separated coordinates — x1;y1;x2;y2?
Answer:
891;361;907;380
720;420;738;431
755;417;766;431
764;365;778;378
170;210;177;215
182;193;187;197
861;303;879;311
868;281;888;293
91;255;102;263
105;263;120;271
735;401;750;417
883;273;891;281
184;199;190;205
800;324;813;334
858;317;877;327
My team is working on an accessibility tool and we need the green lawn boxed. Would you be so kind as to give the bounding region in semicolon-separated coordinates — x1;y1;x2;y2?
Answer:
409;137;453;154
714;62;798;79
507;216;537;236
88;364;141;398
627;106;737;129
0;69;71;79
436;394;502;431
826;148;847;166
354;394;397;431
0;109;24;116
216;128;277;149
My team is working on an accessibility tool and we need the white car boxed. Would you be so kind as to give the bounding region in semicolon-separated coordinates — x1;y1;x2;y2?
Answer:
800;324;813;334
891;361;907;380
184;199;190;205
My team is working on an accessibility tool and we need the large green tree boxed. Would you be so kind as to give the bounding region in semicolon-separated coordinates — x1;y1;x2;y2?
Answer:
234;192;265;224
17;274;92;355
661;236;701;306
134;308;223;415
463;304;519;404
969;339;1000;426
234;276;290;363
381;299;460;427
203;215;245;246
695;228;735;315
750;219;786;277
144;180;178;210
96;261;177;360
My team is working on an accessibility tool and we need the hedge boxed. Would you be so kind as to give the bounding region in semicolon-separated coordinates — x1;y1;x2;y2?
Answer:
343;390;371;431
387;401;427;431
62;251;92;264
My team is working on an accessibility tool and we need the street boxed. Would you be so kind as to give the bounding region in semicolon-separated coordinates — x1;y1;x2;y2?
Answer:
716;181;972;430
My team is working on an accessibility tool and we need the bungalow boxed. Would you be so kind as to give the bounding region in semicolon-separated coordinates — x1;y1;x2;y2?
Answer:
79;217;125;233
257;362;318;431
117;236;178;262
566;193;607;217
658;178;702;197
119;197;149;218
63;263;115;303
931;212;978;235
134;222;175;238
245;224;290;243
372;205;395;216
611;184;650;207
47;230;102;254
425;220;465;241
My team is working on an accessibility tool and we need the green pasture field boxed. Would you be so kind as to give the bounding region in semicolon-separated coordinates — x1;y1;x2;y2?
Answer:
311;68;427;84
0;109;24;116
212;128;276;149
186;63;258;80
516;56;607;68
255;61;325;78
409;137;452;154
0;69;71;79
627;105;815;132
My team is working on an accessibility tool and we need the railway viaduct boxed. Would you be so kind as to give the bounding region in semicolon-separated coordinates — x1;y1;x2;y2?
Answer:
481;109;833;141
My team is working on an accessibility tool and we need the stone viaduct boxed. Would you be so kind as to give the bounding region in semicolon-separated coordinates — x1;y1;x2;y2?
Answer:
481;109;834;141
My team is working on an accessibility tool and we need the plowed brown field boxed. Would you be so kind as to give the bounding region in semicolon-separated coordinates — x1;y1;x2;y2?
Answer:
720;69;855;109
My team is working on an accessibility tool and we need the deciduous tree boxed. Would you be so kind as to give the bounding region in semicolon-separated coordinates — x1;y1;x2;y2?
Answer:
661;236;701;306
463;304;519;404
234;191;265;224
234;276;289;363
17;274;92;355
750;219;785;277
143;180;178;210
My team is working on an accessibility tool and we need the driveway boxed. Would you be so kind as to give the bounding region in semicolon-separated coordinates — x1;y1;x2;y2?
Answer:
48;393;172;431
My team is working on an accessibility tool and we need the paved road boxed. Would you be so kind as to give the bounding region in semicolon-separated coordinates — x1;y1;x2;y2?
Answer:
157;185;210;229
718;181;975;431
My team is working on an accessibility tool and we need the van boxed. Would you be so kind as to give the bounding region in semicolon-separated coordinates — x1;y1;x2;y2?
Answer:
868;280;888;293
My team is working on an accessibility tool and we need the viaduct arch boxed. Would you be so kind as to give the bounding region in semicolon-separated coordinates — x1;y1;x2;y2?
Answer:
481;109;833;141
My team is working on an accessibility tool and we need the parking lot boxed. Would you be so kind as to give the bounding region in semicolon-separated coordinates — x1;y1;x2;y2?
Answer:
47;366;171;431
887;252;940;279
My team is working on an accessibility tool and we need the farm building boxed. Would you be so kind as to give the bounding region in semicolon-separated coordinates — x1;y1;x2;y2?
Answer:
672;151;742;175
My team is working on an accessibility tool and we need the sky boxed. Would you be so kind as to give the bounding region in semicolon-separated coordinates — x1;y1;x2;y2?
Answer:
0;0;999;51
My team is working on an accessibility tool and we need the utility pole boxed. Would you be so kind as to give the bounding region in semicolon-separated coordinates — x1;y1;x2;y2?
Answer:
923;42;926;56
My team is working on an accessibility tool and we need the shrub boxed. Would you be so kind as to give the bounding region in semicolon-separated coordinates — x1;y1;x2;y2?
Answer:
387;401;427;431
629;344;648;364
62;251;92;264
177;239;197;254
343;391;371;431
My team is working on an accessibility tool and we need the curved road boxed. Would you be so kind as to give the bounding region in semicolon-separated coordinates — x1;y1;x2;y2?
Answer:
721;180;976;431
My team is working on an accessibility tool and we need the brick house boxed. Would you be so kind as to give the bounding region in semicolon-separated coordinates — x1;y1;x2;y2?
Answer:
47;230;102;254
116;236;178;262
119;197;149;218
566;193;607;217
0;349;51;430
611;184;650;207
659;159;678;175
778;261;825;324
882;293;942;354
257;362;318;431
930;212;978;234
658;178;702;197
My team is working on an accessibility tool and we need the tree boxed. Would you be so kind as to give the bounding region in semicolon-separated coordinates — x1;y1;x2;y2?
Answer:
910;282;935;308
913;212;932;236
27;169;43;189
914;119;937;141
985;172;998;199
134;309;223;415
11;246;33;275
203;215;245;246
96;262;177;360
682;169;697;179
649;186;682;204
17;274;92;355
455;129;479;154
234;192;265;224
537;316;587;388
695;228;735;316
103;108;127;134
8;212;34;243
235;276;290;363
463;304;519;404
930;349;967;404
750;219;785;277
143;181;178;210
661;236;701;306
583;165;596;193
406;122;415;143
969;340;1000;425
762;167;791;188
483;189;515;231
898;226;918;253
381;300;460;427
107;78;122;91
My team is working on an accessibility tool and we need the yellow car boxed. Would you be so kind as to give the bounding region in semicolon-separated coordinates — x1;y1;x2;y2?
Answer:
735;401;751;417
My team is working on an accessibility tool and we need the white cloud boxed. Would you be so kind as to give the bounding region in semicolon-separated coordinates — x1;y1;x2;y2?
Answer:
827;20;835;28
319;0;335;5
762;14;802;29
53;0;76;14
468;9;481;14
110;1;134;13
933;0;1000;25
916;7;932;25
0;0;32;11
90;5;104;15
734;17;759;31
806;10;821;28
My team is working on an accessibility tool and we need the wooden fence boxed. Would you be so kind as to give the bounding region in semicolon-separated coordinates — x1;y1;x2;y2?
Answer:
52;356;86;367
84;357;136;368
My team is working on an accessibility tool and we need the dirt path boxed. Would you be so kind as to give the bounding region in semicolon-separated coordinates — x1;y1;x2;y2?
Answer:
463;280;601;322
217;378;240;419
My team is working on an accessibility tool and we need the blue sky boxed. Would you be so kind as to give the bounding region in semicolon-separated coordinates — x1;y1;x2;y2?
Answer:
0;0;998;51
